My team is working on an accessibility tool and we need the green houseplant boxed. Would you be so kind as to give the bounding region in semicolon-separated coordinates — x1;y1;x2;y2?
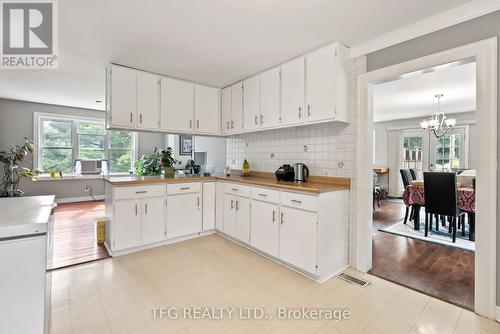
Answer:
134;153;161;176
159;147;177;177
0;138;42;197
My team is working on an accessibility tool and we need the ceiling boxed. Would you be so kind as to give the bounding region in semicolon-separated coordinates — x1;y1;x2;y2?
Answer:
372;62;476;123
0;0;474;111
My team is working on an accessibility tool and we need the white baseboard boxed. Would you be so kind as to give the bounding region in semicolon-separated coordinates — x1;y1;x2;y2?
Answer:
56;195;105;204
495;306;500;322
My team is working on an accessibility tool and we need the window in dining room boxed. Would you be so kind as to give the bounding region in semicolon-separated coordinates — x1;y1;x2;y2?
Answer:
435;133;462;171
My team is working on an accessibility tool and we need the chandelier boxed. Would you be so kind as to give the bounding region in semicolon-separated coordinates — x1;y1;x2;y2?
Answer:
420;94;456;138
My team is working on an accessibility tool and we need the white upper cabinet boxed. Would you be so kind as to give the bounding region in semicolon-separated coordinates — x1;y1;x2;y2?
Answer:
221;87;232;134
243;75;260;131
280;56;305;126
231;81;243;132
259;67;281;129
305;44;336;122
108;65;137;128
161;77;194;133
137;71;161;130
194;84;220;134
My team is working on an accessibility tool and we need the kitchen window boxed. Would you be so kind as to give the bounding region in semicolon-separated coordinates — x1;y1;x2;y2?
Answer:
35;113;137;174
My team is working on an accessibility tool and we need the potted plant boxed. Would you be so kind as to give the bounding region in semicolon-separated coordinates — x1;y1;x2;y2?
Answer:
134;153;161;176
159;147;178;177
185;159;201;175
0;138;42;197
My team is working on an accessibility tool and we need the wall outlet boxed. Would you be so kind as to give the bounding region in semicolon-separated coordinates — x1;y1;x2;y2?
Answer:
84;185;91;193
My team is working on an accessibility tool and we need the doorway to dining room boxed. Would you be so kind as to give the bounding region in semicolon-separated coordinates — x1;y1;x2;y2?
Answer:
369;59;477;309
356;38;497;318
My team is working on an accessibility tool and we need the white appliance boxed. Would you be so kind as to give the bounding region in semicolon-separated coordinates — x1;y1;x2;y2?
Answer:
0;196;55;334
81;159;102;174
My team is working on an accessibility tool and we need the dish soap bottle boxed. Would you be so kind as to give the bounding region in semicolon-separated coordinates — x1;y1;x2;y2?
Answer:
242;159;250;176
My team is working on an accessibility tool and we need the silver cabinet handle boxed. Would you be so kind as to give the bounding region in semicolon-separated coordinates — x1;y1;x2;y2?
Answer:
226;121;230;129
130;112;133;123
307;104;311;116
272;210;276;222
280;212;284;224
135;190;147;194
232;188;238;192
145;203;148;215
231;121;234;129
254;115;258;125
197;120;199;129
180;187;190;190
197;197;200;207
258;193;267;197
291;199;302;204
189;120;193;128
260;115;263;124
236;200;239;210
135;204;138;215
298;106;302;118
140;113;143;124
230;199;234;209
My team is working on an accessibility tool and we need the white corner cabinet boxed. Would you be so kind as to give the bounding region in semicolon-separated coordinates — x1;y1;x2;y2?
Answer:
107;65;220;135
104;180;216;256
217;182;349;282
106;41;349;137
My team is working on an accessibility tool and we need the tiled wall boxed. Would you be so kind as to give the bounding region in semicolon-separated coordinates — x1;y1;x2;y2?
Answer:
226;56;367;266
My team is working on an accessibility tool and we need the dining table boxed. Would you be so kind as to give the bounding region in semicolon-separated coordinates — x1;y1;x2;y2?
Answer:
402;182;476;238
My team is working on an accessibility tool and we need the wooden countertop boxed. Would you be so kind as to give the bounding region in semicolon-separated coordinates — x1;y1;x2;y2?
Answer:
104;172;350;193
104;175;216;186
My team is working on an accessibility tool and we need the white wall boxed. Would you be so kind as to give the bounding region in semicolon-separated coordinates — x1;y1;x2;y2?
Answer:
194;136;226;174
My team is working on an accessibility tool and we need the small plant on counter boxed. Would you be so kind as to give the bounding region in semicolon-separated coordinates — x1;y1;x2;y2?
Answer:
0;138;42;197
185;159;201;175
134;153;161;176
159;147;179;177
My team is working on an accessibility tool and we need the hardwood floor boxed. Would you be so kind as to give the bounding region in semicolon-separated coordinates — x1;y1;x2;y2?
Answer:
49;200;110;270
369;199;474;310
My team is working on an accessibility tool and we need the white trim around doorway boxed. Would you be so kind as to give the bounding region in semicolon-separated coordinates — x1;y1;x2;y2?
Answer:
356;38;497;318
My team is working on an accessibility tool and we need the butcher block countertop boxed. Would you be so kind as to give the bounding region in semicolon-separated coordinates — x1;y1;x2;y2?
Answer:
105;171;350;193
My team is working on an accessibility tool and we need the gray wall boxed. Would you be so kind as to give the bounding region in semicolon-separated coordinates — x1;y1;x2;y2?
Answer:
365;10;500;304
0;98;165;199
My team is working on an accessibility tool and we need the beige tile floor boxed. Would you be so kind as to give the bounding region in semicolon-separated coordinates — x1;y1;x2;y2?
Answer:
50;234;500;334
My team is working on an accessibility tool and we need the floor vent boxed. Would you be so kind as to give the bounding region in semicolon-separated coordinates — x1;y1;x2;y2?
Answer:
337;272;371;287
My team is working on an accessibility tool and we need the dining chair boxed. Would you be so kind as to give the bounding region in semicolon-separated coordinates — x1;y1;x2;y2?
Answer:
400;169;414;224
373;173;382;210
423;172;466;243
409;168;417;180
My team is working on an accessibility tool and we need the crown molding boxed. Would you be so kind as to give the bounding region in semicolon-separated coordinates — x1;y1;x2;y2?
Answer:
350;0;500;58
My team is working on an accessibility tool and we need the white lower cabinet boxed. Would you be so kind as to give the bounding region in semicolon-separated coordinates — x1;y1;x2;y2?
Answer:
142;196;167;245
223;193;250;243
202;182;216;231
215;181;225;231
250;200;278;257
167;193;201;239
279;206;318;274
113;199;142;251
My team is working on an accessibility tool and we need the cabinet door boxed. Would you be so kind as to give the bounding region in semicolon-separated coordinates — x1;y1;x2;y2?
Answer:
260;67;281;129
114;199;141;250
305;44;336;122
202;182;216;231
110;66;136;128
221;87;232;134
231;81;243;131
215;182;225;231
279;206;317;273
243;75;260;131
167;193;202;239
223;194;236;237
236;196;250;244
195;85;220;134
251;200;278;256
137;71;161;130
280;57;305;126
142;196;166;245
162;77;194;132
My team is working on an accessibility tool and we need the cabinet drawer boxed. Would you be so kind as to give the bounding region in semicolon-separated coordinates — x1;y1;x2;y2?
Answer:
167;182;201;195
280;191;318;212
251;186;279;204
114;185;166;200
224;182;251;197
